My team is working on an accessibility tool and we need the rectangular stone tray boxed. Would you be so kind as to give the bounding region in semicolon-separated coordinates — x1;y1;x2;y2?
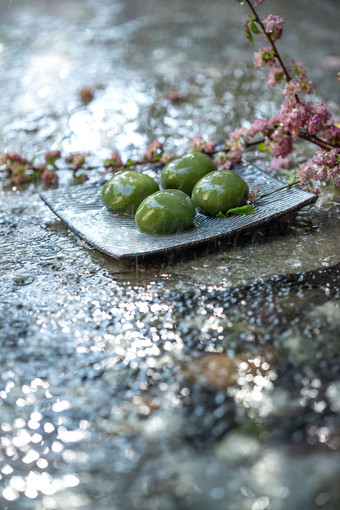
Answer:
40;161;317;260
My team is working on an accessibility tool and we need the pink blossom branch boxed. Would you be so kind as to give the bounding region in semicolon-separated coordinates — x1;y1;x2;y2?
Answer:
298;130;340;151
245;0;292;84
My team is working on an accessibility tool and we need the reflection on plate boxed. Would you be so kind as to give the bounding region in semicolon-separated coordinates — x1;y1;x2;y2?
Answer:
40;161;317;260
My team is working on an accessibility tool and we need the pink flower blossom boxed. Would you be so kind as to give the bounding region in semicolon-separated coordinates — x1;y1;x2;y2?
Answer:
188;136;216;155
142;139;163;161
297;162;315;185
307;115;323;136
325;124;340;145
0;152;29;166
280;99;310;138
314;102;333;126
297;148;340;187
214;151;234;170
299;78;314;94
44;150;61;166
267;128;293;157
291;59;306;76
267;67;285;88
247;117;279;140
263;15;284;42
254;47;276;68
42;168;58;186
269;155;291;170
214;145;244;169
230;127;248;143
104;151;123;168
291;60;314;94
283;80;300;98
313;148;338;168
65;152;90;170
216;127;250;169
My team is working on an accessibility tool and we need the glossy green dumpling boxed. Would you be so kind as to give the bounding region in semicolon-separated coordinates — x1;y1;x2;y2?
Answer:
102;170;159;215
192;170;249;216
135;189;195;235
161;152;217;195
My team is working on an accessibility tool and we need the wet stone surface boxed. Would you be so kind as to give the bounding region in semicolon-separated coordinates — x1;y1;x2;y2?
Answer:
1;0;340;509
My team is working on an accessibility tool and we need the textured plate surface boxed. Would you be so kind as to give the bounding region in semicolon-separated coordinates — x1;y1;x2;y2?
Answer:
40;161;317;260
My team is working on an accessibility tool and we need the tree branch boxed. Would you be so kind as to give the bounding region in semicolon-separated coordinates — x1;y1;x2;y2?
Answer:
245;0;292;83
298;130;340;151
244;0;303;106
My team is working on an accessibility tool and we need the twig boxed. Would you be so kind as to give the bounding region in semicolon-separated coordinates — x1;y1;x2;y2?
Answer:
298;130;340;151
253;180;300;203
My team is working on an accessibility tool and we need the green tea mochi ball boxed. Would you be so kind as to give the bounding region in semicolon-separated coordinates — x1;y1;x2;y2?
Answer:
135;189;195;235
161;152;217;195
102;170;159;215
192;170;249;216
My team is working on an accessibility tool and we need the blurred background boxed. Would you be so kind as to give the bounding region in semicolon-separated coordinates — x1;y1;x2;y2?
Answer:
0;0;339;158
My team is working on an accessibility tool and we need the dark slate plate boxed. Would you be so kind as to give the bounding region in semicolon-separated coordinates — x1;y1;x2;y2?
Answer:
40;161;317;260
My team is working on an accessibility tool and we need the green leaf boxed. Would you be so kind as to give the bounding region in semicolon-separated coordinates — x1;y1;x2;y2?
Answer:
216;205;256;218
257;142;269;153
244;20;254;44
250;21;261;34
125;158;136;167
226;205;256;216
286;171;298;187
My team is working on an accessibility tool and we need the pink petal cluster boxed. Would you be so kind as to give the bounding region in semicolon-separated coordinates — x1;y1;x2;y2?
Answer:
297;148;340;187
269;155;291;171
188;135;216;155
0;152;29;166
141;139;163;161
254;47;276;68
44;150;61;166
267;67;285;88
0;152;32;185
104;151;123;169
263;14;284;42
42;168;58;186
214;151;233;170
246;117;278;139
65;152;90;170
325;124;340;146
267;127;293;157
291;60;313;94
280;99;310;139
283;80;300;98
214;128;248;169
